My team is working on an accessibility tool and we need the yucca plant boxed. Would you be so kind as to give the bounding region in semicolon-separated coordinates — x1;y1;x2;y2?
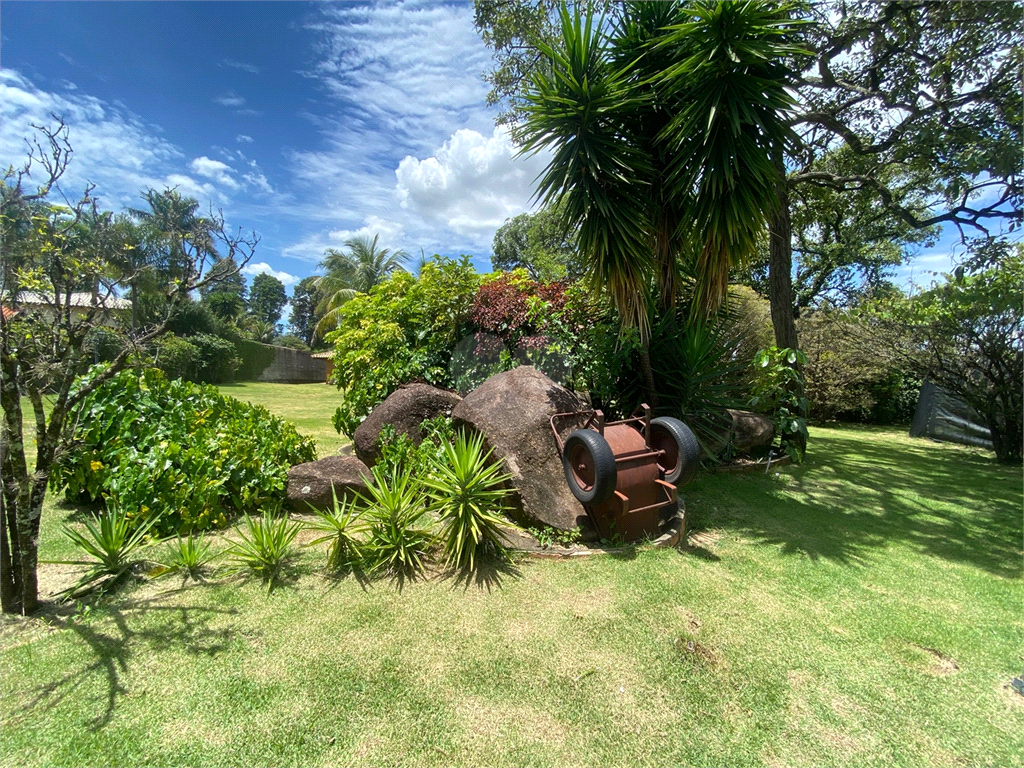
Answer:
421;431;514;570
305;486;368;571
225;512;301;591
361;465;434;578
53;505;163;597
157;532;215;581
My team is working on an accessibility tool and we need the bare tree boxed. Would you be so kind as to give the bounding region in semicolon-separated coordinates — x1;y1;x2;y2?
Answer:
0;120;258;614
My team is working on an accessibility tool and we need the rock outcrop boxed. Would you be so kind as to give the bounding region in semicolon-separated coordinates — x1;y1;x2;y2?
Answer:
353;383;462;467
286;455;372;513
452;366;590;532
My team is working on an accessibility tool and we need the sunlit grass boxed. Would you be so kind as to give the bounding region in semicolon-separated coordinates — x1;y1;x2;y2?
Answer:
2;425;1020;767
216;381;350;456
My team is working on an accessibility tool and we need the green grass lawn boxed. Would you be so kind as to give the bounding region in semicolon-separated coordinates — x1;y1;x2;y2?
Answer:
217;381;350;456
2;422;1021;767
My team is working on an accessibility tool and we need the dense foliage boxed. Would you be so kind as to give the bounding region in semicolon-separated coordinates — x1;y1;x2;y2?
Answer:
328;257;480;437
153;332;241;384
52;368;317;535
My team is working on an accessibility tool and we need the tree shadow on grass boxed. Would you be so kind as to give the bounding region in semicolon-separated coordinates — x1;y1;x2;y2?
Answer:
23;594;242;730
690;427;1022;578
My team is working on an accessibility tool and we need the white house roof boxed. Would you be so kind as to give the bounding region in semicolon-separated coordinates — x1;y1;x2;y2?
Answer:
16;291;131;310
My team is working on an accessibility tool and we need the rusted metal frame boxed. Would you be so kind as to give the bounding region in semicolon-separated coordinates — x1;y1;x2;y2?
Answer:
614;478;677;517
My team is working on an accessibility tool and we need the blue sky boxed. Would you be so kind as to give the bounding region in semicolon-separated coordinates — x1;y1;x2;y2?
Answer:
0;1;550;290
1;0;968;300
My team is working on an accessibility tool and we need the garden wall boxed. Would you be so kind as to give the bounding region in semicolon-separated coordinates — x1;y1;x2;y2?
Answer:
235;339;326;383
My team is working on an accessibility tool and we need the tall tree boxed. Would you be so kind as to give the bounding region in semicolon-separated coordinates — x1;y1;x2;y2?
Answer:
0;123;258;614
248;272;287;326
491;201;582;280
288;276;320;347
314;234;407;339
518;1;802;400
767;0;1021;347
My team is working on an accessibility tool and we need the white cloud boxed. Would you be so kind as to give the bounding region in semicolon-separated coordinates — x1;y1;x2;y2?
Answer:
190;156;240;189
236;134;254;143
305;2;495;153
396;126;546;241
223;60;261;75
0;68;225;209
242;262;299;286
213;92;246;107
328;215;405;249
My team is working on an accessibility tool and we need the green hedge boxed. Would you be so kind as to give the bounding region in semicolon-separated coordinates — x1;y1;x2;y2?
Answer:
234;338;277;381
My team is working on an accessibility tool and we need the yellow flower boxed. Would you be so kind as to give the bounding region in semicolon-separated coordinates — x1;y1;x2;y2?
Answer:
90;461;103;472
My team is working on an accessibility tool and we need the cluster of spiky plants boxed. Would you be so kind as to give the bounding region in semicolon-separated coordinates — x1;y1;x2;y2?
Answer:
422;431;513;570
52;505;164;597
157;533;216;581
360;465;436;578
305;486;367;572
56;427;516;597
224;512;301;591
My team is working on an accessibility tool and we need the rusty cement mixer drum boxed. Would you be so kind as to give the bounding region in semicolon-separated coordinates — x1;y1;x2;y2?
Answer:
555;407;699;542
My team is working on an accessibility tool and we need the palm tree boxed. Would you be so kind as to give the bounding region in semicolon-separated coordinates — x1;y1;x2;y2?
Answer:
313;234;408;339
519;1;802;401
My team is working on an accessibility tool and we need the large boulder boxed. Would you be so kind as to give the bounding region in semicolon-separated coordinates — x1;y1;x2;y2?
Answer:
353;383;462;467
286;455;372;513
726;409;775;453
452;366;589;532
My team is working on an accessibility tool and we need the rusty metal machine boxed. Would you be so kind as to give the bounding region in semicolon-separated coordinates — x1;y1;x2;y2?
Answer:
550;405;700;542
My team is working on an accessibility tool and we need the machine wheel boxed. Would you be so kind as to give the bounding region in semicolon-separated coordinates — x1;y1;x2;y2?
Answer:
649;417;700;486
562;430;617;505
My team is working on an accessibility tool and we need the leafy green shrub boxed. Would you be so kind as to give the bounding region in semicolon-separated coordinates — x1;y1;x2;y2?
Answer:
328;257;480;437
52;368;317;535
158;533;215;581
375;416;457;478
749;347;810;461
306;488;368;572
226;512;301;590
361;465;435;578
154;333;200;381
154;332;239;384
189;333;241;383
422;431;513;570
53;505;163;597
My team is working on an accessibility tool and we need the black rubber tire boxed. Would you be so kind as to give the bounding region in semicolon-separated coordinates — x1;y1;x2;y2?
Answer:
561;430;617;505
649;417;700;487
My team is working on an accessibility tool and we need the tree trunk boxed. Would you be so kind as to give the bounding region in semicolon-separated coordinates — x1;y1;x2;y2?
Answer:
638;342;658;410
768;169;799;351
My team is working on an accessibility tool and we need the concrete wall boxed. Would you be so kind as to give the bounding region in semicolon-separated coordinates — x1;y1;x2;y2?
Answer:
254;345;327;384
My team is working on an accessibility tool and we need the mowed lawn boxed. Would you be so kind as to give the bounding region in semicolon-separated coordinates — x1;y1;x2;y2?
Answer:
1;414;1021;766
217;381;350;456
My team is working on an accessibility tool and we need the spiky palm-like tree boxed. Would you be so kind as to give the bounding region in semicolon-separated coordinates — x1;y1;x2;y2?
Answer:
519;1;803;400
313;234;408;339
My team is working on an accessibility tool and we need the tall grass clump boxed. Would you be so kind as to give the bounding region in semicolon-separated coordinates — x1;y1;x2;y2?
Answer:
157;533;215;581
226;512;301;591
422;430;513;570
362;465;434;578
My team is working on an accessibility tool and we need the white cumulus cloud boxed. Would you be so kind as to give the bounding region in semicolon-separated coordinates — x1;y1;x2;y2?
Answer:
396;126;546;241
242;262;299;286
190;156;240;189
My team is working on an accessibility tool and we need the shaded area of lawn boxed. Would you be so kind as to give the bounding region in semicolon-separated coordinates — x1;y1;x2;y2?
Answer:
687;425;1021;578
2;426;1021;767
217;381;349;457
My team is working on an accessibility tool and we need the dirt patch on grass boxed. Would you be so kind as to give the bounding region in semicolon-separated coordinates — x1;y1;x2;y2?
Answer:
569;587;614;620
673;636;720;667
457;696;567;746
913;644;960;676
676;608;702;635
